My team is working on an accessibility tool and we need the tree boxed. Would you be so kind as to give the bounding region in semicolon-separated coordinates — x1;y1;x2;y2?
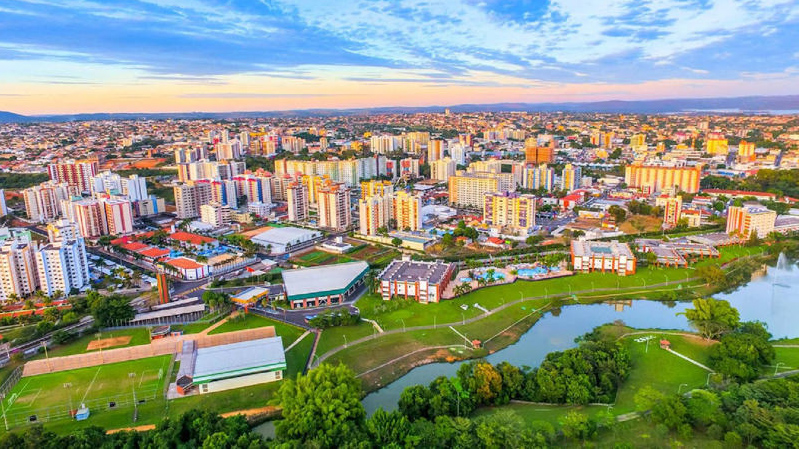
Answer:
560;411;596;441
696;264;725;286
608;205;627;223
473;411;541;448
90;294;135;326
680;298;740;340
391;237;403;247
366;409;416;447
399;385;432;420
709;321;775;382
275;363;366;447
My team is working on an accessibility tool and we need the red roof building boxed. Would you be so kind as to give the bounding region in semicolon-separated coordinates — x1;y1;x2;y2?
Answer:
169;231;217;247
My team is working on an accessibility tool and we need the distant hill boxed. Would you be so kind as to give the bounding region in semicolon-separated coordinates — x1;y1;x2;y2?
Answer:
2;95;799;123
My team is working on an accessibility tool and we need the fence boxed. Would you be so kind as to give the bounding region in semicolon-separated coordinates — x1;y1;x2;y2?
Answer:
21;326;277;377
0;366;22;399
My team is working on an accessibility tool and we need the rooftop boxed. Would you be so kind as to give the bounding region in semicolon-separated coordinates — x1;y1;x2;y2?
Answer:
282;261;369;299
166;257;206;270
570;240;634;258
170;231;216;246
193;336;286;384
378;259;453;285
252;226;320;245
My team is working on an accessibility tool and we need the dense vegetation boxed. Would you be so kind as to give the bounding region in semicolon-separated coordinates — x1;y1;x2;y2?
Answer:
701;169;799;198
0;172;50;189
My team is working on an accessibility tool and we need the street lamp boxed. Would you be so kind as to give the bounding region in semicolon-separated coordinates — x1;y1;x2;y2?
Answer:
591;281;595;292
398;318;406;333
461;312;465;325
706;372;715;386
678;383;688;394
775;362;785;376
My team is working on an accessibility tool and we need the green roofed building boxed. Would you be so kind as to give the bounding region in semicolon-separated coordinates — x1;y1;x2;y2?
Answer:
282;260;369;309
192;336;286;394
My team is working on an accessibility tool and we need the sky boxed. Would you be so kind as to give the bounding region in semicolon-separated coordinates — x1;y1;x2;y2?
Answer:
0;0;798;115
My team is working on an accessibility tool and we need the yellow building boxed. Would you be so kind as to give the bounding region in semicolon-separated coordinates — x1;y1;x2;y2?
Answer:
661;196;683;228
560;163;582;192
392;190;421;231
361;180;393;199
624;164;702;194
706;134;729;155
358;195;392;236
301;174;330;205
726;205;776;238
482;192;536;232
448;173;502;208
738;141;756;162
630;134;646;147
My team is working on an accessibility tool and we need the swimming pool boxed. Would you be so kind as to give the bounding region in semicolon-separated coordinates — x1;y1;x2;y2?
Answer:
459;277;473;283
476;271;505;281
517;267;547;277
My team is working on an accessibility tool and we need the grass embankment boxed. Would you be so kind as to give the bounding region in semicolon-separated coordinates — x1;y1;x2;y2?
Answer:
316;245;763;391
475;326;715;424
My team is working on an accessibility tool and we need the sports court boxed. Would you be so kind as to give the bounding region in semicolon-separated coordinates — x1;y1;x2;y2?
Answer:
2;355;170;427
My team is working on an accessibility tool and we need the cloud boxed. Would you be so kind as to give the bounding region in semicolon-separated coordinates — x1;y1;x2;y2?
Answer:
177;92;357;99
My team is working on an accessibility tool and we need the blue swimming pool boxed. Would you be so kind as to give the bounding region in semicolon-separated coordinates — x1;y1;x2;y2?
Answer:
477;271;505;281
459;277;473;283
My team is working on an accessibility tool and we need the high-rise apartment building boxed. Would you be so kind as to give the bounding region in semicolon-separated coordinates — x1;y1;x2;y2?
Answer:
624;163;702;194
560;164;582;192
525;145;554;164
524;164;556;191
482;192;536;232
35;236;91;297
174;182;212;219
726;205;776;238
47;158;98;192
392;191;421;231
428;140;445;162
0;235;39;302
738;141;756;162
103;198;134;235
72;199;107;238
361;180;394;198
358;195;392;236
287;182;309;222
23;182;72;222
430;157;456;182
449;173;506;208
317;183;351;231
706;133;729;155
662;196;683;228
200;202;232;228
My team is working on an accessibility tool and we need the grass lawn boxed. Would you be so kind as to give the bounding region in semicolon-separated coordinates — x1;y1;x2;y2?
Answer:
473;402;606;427
285;333;313;378
2;355;170;431
45;328;152;357
316;322;377;356
613;333;713;414
291;250;354;266
207;313;304;344
773;347;799;373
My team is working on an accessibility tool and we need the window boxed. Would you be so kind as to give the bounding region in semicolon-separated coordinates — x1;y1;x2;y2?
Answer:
275;370;282;380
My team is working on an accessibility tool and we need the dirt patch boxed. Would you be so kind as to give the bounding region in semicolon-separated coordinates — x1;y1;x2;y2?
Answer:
107;424;156;434
86;336;132;351
221;405;281;419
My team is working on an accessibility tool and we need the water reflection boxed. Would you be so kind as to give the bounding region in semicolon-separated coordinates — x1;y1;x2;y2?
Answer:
362;260;799;414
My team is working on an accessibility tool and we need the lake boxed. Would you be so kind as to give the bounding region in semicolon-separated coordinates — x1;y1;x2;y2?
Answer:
362;257;799;414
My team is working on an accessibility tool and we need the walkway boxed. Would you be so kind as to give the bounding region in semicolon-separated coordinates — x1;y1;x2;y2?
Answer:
284;330;311;353
665;348;713;371
197;311;237;336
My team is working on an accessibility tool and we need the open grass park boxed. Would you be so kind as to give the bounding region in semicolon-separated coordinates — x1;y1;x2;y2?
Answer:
314;244;765;392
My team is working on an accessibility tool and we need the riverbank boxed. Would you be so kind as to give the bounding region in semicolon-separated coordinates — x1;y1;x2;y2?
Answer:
317;245;770;395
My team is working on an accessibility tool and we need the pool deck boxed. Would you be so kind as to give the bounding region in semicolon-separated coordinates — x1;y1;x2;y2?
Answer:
443;267;516;299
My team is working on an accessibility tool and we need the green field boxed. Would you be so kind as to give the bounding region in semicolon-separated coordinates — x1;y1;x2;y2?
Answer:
3;355;170;429
208;313;304;343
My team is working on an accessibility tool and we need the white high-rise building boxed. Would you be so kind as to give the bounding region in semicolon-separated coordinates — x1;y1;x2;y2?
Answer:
430;157;456;182
23;182;72;222
73;199;107;238
200;202;232;228
449;143;466;166
122;175;148;201
0;235;39;303
317;183;351;231
103;198;134;235
35;236;91;297
287;182;309;222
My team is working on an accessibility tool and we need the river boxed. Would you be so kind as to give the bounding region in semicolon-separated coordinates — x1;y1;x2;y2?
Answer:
361;255;799;414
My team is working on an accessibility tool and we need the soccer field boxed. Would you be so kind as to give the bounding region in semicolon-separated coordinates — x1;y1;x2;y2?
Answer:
3;355;170;428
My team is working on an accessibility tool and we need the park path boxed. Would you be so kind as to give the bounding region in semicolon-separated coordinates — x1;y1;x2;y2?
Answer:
665;348;713;371
284;330;311;353
197;311;237;336
304;331;321;373
315;276;706;366
773;344;799;348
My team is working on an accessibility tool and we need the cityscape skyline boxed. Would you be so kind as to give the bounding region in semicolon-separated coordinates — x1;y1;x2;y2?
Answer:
1;0;798;114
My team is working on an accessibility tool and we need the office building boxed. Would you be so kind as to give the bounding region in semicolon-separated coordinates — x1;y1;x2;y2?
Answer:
624;163;702;194
287;182;309;222
483;192;536;232
726;205;776;238
317;183;351;231
392;190;422;231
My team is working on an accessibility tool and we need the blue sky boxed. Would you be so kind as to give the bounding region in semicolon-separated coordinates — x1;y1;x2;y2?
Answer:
0;0;797;113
